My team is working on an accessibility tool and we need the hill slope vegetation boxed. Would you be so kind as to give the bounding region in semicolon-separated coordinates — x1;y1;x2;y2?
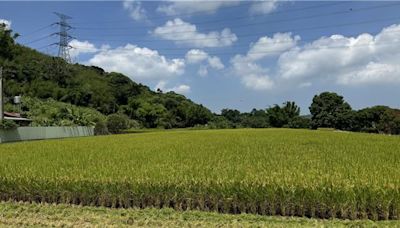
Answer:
2;42;212;128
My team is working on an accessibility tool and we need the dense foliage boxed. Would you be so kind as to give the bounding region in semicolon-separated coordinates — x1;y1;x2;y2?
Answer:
1;27;213;129
0;129;399;220
0;22;18;64
5;96;105;127
309;92;353;130
218;102;309;129
106;113;130;134
310;92;400;134
0;119;17;130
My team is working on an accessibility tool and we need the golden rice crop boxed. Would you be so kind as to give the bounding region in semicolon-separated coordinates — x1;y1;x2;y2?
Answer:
0;129;399;220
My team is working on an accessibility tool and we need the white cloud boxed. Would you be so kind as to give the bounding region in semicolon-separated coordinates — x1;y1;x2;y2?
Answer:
231;55;275;90
277;24;400;85
69;39;98;58
0;19;11;29
242;74;274;91
88;44;185;81
157;1;239;16
337;62;400;85
230;33;298;90
185;49;224;76
123;0;147;21
155;81;191;94
198;65;208;77
153;18;237;48
247;33;300;60
230;24;400;91
249;0;279;15
208;56;224;70
185;49;209;63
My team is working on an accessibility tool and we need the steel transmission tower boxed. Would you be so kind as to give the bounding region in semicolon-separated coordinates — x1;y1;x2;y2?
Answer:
53;12;73;63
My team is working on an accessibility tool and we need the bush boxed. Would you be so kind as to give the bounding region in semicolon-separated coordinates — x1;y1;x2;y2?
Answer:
106;114;129;134
94;121;109;135
0;119;18;130
288;116;311;129
128;119;141;129
208;116;232;129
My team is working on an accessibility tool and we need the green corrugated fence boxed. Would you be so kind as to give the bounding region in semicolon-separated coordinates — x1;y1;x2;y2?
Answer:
0;126;94;143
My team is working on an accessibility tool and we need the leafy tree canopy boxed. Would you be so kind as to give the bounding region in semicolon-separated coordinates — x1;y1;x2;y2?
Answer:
309;92;352;129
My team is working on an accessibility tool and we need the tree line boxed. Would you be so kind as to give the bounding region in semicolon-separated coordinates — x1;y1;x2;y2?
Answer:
211;92;400;135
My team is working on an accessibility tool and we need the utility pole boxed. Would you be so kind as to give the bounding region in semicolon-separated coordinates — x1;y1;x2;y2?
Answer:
0;66;3;121
53;12;73;63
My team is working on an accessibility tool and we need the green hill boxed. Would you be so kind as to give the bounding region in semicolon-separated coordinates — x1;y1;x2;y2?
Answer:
2;44;212;128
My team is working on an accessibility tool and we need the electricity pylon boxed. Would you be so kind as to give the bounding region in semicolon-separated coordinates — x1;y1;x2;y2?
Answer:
53;12;74;63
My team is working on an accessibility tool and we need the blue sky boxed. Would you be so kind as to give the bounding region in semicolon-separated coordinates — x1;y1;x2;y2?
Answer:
1;1;400;113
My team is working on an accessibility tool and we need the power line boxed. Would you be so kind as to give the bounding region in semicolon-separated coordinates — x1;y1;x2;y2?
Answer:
21;24;54;38
23;2;396;46
23;1;345;42
75;16;400;44
49;37;400;58
71;1;261;25
66;29;400;55
23;34;53;45
74;2;348;29
26;14;400;51
74;2;400;36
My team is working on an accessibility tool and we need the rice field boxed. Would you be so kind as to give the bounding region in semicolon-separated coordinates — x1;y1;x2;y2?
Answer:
0;129;399;220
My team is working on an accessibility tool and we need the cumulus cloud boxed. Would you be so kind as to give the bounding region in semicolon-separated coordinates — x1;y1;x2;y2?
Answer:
152;18;237;47
231;24;400;91
157;1;239;16
277;24;400;85
231;33;299;90
247;33;300;60
185;49;224;76
197;65;208;77
69;39;98;58
123;0;147;21
155;81;191;94
0;19;11;29
249;0;279;15
185;49;209;63
88;44;185;81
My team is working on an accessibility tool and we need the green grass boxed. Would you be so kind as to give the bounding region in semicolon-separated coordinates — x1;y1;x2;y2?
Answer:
0;129;399;220
1;200;399;227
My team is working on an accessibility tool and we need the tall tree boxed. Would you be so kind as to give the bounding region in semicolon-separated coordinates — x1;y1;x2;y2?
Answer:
282;101;300;119
309;92;352;129
0;22;18;62
266;101;301;128
221;109;241;124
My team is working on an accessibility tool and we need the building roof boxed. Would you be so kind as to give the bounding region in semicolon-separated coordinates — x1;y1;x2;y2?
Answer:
4;112;21;118
3;112;31;122
4;116;32;122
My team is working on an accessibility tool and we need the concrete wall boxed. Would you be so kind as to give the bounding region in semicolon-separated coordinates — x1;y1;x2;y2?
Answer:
0;126;94;143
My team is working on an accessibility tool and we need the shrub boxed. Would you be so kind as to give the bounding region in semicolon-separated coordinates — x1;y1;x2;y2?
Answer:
208;116;232;129
0;119;18;130
106;114;129;134
94;121;109;135
288;116;311;129
128;119;141;129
